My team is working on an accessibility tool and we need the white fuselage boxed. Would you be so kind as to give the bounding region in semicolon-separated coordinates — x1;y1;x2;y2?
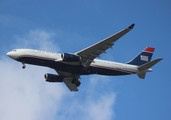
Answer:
7;49;140;76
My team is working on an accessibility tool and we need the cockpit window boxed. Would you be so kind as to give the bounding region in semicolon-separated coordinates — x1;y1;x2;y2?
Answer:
12;49;17;52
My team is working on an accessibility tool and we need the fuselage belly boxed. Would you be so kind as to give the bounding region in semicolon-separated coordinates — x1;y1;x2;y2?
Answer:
17;56;131;76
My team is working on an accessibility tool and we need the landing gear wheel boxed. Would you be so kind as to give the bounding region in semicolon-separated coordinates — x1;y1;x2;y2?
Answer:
22;65;26;69
22;62;26;69
76;81;81;87
71;79;77;84
71;79;81;87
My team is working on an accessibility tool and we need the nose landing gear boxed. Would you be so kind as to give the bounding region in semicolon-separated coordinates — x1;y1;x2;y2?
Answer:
22;62;26;69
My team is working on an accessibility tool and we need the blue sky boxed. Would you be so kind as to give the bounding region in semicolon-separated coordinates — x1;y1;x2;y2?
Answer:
0;0;171;120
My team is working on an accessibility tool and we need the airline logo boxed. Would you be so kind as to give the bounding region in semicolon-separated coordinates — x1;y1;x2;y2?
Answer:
141;55;149;61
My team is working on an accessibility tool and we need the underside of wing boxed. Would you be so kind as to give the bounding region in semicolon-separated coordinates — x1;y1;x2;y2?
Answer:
56;71;80;91
76;24;135;67
63;78;78;91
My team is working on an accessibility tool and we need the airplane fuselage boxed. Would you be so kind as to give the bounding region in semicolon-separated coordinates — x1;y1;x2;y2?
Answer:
7;49;138;76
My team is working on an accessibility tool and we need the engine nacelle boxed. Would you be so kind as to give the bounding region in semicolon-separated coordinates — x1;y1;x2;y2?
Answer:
44;73;63;82
61;53;81;62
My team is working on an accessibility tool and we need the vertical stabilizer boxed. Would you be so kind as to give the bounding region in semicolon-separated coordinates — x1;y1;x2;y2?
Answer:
127;47;155;66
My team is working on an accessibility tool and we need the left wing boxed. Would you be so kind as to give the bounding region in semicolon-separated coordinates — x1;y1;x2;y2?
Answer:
56;71;79;91
76;24;135;67
63;78;78;91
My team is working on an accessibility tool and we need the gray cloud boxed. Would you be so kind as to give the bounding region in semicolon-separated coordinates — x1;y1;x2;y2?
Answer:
0;29;116;120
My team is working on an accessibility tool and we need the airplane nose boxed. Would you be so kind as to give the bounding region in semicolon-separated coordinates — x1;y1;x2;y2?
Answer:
7;52;11;56
7;51;16;59
7;52;10;56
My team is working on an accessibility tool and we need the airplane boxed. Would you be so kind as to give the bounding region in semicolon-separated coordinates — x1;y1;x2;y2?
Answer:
7;24;163;91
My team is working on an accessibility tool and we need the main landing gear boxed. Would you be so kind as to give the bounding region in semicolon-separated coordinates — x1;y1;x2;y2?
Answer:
76;81;81;87
71;79;81;87
22;62;26;69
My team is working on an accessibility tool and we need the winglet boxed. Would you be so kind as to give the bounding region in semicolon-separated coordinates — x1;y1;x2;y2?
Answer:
128;24;135;29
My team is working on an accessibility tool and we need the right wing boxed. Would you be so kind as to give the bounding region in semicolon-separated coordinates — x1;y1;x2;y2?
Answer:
76;24;135;67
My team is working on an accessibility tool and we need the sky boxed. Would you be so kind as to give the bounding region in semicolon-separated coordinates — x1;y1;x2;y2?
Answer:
0;0;171;120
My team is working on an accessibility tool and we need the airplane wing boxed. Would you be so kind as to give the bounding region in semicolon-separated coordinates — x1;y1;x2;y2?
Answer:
56;70;79;91
63;78;78;91
76;24;135;67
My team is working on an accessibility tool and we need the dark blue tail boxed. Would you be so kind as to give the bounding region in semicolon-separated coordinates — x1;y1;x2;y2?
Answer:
127;47;155;66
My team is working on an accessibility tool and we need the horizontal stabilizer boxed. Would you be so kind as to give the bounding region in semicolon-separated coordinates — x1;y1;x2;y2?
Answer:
137;58;163;71
137;73;146;79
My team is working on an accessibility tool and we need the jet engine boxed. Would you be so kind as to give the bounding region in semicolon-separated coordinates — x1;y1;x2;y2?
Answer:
44;73;63;82
61;53;81;62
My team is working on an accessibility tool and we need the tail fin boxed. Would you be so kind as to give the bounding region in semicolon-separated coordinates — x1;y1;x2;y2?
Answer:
127;47;155;66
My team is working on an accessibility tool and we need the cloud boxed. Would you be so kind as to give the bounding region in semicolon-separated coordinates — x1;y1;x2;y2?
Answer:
14;29;61;52
0;58;67;120
0;29;116;120
86;93;116;120
55;92;116;120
